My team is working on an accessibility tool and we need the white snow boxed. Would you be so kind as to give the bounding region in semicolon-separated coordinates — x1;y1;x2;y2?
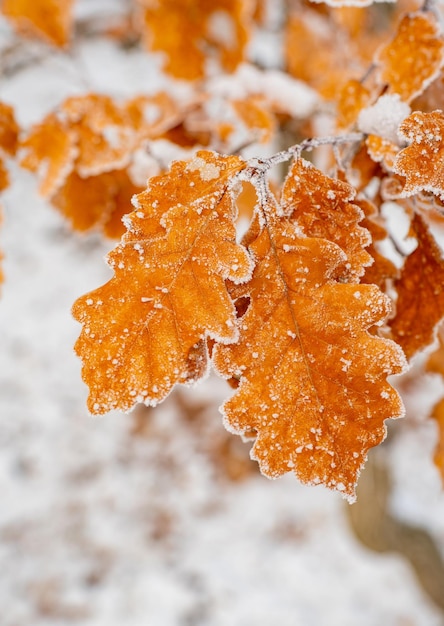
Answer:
357;94;411;145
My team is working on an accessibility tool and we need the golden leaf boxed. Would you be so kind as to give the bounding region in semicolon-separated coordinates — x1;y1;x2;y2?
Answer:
213;203;406;501
281;157;372;282
73;152;252;413
376;12;444;103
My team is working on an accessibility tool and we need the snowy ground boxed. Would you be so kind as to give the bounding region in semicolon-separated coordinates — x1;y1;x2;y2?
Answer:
1;4;444;625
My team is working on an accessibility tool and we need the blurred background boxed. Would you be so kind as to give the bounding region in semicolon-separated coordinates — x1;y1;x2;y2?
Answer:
1;1;444;624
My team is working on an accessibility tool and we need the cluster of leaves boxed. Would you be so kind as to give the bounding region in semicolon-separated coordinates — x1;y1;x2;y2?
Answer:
3;0;444;500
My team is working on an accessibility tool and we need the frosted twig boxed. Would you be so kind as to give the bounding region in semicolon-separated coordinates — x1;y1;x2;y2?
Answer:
238;132;364;207
246;133;364;172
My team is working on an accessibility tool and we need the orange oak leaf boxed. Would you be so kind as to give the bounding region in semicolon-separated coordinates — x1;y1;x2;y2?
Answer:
393;111;444;200
213;202;406;501
281;158;372;282
389;213;444;359
73;151;253;413
376;12;444;103
2;0;74;47
20;113;77;198
142;0;252;80
0;102;19;157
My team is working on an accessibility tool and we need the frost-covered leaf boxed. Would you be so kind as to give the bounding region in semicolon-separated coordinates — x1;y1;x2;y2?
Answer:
376;12;444;103
2;0;74;47
213;200;406;501
73;152;253;413
393;111;444;200
281;158;372;282
142;0;253;80
389;213;444;360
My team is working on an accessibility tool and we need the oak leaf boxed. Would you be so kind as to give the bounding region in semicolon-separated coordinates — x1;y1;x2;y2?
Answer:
213;197;406;501
2;0;74;47
376;12;444;103
281;157;372;282
389;213;444;359
73;151;253;413
393;111;444;200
